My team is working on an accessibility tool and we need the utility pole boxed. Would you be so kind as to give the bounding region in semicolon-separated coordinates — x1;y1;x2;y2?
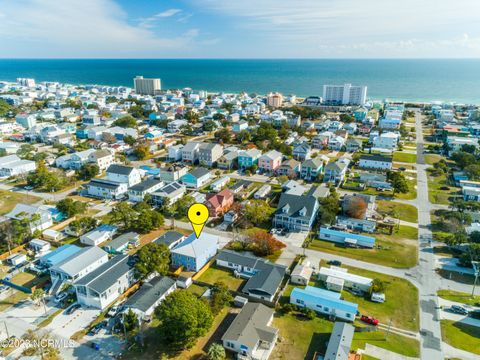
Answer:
472;261;479;297
3;321;9;339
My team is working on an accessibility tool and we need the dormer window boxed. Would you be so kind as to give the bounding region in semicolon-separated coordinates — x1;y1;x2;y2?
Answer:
282;204;290;213
299;207;307;216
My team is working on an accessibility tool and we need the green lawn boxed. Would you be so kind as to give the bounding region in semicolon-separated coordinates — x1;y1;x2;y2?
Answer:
272;313;420;359
437;290;480;306
0;289;29;312
197;266;245;291
377;200;418;223
393;152;417;164
185;284;208;297
0;189;41;215
428;172;461;205
440;320;480;355
424;154;445;165
309;225;418;268
360;174;417;200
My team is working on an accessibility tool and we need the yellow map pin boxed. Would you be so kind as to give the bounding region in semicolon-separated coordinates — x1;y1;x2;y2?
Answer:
187;203;209;238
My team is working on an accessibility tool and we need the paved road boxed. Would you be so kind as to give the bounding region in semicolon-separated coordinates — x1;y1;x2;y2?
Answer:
0;182;78;203
413;110;444;360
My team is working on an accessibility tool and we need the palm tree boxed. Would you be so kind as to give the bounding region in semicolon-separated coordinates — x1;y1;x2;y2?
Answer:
207;343;226;360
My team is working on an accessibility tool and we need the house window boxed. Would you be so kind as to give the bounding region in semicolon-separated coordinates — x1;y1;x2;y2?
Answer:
316;304;322;309
324;307;329;311
346;313;351;318
296;299;304;305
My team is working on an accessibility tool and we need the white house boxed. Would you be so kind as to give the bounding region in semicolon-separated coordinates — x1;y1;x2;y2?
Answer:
168;144;183;161
373;132;399;150
106;164;142;187
318;266;372;293
6;204;53;233
358;155;393;170
75;254;135;310
80;224;118;246
128;178;164;202
0;155;36;177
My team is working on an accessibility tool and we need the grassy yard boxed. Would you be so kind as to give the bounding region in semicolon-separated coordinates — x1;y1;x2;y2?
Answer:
10;271;48;288
272;312;420;359
0;289;29;312
376;200;418;223
338;265;419;332
440;320;480;355
185;284;208;297
197;266;245;291
437;290;480;306
0;189;41;215
309;225;418;268
393;152;417;164
427;172;461;205
360;173;417;200
425;154;445;165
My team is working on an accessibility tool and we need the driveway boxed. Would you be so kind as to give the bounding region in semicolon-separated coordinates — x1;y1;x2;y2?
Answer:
46;305;101;339
2;297;61;326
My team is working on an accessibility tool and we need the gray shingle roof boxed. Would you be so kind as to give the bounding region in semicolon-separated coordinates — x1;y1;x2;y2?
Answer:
107;164;135;175
129;178;162;192
75;254;133;294
276;193;318;220
188;167;210;178
221;303;277;349
153;231;184;248
324;322;354;360
87;178;121;190
124;276;175;312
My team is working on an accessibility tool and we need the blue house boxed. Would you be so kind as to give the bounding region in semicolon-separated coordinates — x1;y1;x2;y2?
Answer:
171;233;219;272
353;107;367;121
39;244;82;268
237;149;262;170
290;286;358;322
319;227;375;248
76;127;89;139
180;167;211;189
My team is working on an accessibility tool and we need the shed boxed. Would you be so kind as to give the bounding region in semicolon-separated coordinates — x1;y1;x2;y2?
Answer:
29;239;51;254
290;263;314;285
42;229;64;242
234;295;249;308
7;253;27;266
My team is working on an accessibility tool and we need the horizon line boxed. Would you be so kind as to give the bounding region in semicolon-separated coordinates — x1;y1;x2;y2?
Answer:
1;57;480;61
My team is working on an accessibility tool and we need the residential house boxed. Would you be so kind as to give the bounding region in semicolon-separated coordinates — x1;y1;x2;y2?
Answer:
39;244;82;269
300;158;323;181
346;139;363;152
128;178;164;202
290;262;314;285
181;167;211;189
55;149;96;170
359;172;392;190
324;322;355;360
318;266;372;293
171;232;219;272
373;132;399;150
167;119;187;133
254;184;271;199
217;150;238;170
106;164;142;187
319;227;375;249
238;148;262;170
277;159;300;178
151;181;186;206
168;144;184;162
358;154;393;170
216;250;287;302
205;189;234;218
85;178;129;200
6;204;53;233
232;120;248;133
49;246;108;295
328;136;346;151
222;303;278;360
312;132;333;149
324;160;349;185
198;143;223;167
75;254;136;310
29;239;51;255
336;216;376;233
104;232;140;254
273;192;319;232
293;142;311;161
123;276;176;320
80;224;118;246
153;231;186;249
290;286;358;322
158;165;188;182
258;150;283;174
181;142;201;164
0;155;36;177
210;176;230;192
88;149;114;171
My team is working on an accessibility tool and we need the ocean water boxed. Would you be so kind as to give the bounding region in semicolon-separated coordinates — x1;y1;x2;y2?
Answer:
0;59;479;104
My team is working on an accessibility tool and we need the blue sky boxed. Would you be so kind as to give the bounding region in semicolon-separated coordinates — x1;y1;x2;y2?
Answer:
0;0;480;58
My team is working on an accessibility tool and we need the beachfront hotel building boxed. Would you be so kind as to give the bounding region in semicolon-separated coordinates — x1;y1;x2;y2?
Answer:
267;92;284;108
323;83;367;105
133;76;161;95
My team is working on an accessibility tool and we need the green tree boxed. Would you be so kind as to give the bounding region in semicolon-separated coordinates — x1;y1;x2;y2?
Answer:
180;124;194;136
318;191;340;225
451;151;476;169
76;163;100;180
56;198;87;218
207;343;226;360
17;144;35;160
244;200;273;224
133;143;150;160
214;128;232;143
110;202;137;229
387;171;409;195
236;130;252;143
155;291;214;349
203;120;217;132
113;115;137;128
31;288;45;306
123;308;139;332
210;282;233;313
369;278;386;294
123;135;136;146
135;243;170;279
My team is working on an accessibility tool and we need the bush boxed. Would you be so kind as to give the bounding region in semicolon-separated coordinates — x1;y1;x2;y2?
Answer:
281;303;297;314
301;308;316;320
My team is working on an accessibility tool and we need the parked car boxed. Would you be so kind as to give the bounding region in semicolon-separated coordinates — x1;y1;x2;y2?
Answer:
469;310;480;319
66;303;81;315
107;304;120;317
54;292;68;304
327;260;342;266
450;305;469;315
360;315;379;326
88;321;107;336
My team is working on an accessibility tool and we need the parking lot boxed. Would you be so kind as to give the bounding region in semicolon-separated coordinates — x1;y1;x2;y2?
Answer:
46;304;101;338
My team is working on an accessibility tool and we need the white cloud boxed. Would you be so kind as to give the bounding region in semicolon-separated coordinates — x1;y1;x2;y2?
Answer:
0;0;198;57
192;0;480;57
156;9;182;18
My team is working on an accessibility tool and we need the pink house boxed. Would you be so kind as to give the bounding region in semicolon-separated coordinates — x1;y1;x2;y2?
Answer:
258;150;283;173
